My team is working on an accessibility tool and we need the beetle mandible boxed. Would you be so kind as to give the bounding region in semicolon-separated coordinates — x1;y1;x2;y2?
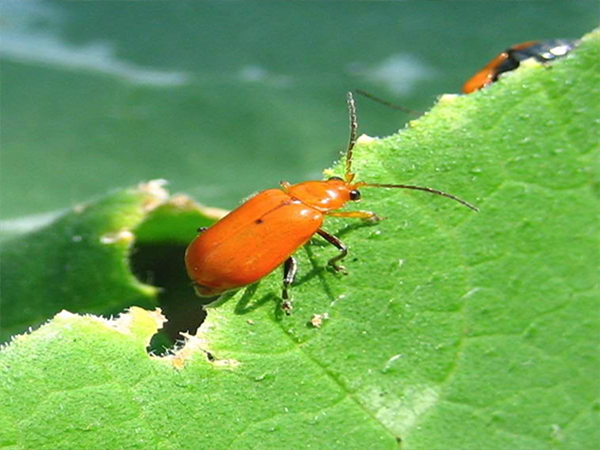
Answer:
185;92;478;312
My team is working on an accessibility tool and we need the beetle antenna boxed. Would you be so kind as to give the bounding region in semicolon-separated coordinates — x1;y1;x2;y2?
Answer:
359;182;479;212
354;89;421;116
345;91;358;183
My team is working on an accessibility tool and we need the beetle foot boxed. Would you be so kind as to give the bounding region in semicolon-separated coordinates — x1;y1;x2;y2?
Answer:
281;300;293;315
330;263;348;275
367;214;384;223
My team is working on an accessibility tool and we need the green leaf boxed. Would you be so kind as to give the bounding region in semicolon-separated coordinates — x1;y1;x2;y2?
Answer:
0;181;222;342
1;30;599;450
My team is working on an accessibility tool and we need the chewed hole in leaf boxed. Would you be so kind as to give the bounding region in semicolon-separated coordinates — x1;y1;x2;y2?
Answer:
130;198;226;355
129;243;206;355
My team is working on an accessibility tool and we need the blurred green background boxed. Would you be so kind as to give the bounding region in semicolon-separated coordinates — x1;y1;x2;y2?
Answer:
1;1;597;233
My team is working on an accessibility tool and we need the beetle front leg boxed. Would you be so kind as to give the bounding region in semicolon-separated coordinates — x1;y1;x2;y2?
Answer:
281;256;298;315
316;229;348;274
327;210;382;221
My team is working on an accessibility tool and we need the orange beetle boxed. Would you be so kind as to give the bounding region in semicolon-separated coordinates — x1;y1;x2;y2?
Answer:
463;39;578;94
185;92;478;312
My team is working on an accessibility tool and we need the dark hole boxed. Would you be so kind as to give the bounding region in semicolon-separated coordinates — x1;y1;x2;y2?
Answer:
130;243;218;356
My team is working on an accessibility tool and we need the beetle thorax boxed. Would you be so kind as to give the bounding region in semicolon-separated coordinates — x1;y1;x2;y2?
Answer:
286;179;351;212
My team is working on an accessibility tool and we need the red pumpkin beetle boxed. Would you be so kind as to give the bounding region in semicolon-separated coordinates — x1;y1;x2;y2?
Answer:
185;92;478;312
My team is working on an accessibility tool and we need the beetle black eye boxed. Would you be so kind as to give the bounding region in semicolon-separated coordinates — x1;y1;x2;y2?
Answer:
349;190;361;201
328;176;343;181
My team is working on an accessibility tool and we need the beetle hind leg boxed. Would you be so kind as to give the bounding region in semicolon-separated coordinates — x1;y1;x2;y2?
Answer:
281;256;298;315
317;229;348;274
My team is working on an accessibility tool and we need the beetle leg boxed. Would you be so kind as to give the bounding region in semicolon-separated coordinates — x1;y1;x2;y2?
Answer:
281;256;298;314
279;180;292;192
328;210;382;221
282;256;298;299
316;229;348;274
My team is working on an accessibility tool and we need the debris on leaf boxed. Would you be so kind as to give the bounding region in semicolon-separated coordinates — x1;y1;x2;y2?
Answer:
309;313;329;328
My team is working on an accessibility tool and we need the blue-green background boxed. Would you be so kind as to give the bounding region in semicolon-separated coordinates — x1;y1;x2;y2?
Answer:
1;1;597;226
